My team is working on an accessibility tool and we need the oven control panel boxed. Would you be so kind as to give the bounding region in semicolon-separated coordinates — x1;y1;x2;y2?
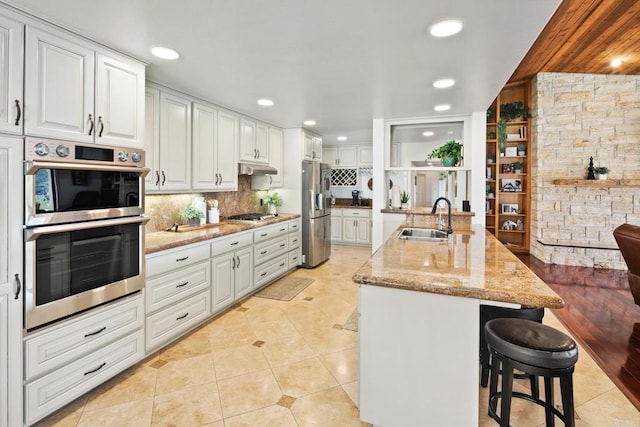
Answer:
25;137;145;167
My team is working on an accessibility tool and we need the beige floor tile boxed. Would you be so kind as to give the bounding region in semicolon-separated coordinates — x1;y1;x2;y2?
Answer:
250;317;300;341
209;320;257;351
224;404;298;427
84;364;157;411
301;325;358;355
199;421;224;427
218;369;283;418
33;395;87;427
79;397;153;426
342;381;359;408
205;306;247;328
159;328;211;361
155;353;216;395
152;382;223;426
272;357;338;398
291;386;365;427
261;335;316;367
320;347;359;384
212;343;270;379
245;304;290;324
287;310;336;335
575;388;640;426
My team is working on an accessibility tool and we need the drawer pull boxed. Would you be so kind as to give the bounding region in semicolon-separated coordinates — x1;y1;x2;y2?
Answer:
260;233;268;237
176;312;189;320
260;250;268;255
260;272;267;277
279;244;286;248
176;256;189;262
84;362;106;376
176;281;189;288
230;241;239;246
279;228;286;232
84;326;106;338
279;262;285;267
292;239;298;243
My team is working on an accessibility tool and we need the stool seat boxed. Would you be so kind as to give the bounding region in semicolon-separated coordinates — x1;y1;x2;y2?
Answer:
485;318;578;369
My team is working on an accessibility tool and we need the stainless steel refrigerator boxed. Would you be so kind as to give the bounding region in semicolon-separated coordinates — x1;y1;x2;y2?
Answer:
301;161;331;268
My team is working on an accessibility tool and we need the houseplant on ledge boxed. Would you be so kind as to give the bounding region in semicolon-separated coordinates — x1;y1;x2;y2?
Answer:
400;191;410;209
513;161;524;174
180;205;204;226
497;120;507;156
594;166;609;180
428;140;462;167
264;191;283;214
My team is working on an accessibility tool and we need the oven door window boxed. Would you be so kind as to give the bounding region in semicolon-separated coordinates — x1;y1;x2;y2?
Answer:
35;223;139;306
35;168;142;214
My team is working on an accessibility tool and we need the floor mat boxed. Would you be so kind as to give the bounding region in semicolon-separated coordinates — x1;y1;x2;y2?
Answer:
343;309;359;332
254;276;314;301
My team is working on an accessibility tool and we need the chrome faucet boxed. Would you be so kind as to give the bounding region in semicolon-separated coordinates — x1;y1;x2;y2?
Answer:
431;197;453;235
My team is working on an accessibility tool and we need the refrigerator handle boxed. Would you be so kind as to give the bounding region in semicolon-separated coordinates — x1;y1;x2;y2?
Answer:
315;192;323;211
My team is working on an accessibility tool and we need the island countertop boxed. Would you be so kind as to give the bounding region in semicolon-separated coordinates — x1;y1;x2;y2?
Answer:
352;223;564;309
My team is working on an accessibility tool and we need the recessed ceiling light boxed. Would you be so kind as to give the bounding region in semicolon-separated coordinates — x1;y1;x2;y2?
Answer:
337;136;347;141
422;131;435;137
151;46;180;60
303;120;316;126
433;78;455;89
430;20;463;38
610;58;624;68
447;131;454;135
257;99;274;107
434;104;451;112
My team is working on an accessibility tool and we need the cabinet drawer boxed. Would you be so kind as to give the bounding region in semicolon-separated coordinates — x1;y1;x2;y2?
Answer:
288;232;300;250
25;330;144;426
146;290;211;352
211;230;252;254
254;235;288;264
24;295;144;381
145;261;210;314
289;250;301;268
254;254;289;288
288;219;301;232
331;209;343;217
253;222;289;243
341;208;371;218
146;242;210;278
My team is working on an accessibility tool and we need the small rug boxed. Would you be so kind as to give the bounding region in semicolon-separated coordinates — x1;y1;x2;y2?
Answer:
254;276;314;301
342;309;359;332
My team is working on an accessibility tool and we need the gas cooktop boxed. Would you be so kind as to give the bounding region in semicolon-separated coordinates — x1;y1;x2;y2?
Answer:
227;213;276;221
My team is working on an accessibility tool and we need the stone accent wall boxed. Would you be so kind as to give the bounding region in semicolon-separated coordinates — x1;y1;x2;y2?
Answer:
530;72;640;269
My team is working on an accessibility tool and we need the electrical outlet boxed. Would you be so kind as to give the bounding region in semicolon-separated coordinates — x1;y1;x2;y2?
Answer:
260;198;263;206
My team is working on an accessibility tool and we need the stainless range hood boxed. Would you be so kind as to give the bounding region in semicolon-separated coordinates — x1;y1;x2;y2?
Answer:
238;162;278;176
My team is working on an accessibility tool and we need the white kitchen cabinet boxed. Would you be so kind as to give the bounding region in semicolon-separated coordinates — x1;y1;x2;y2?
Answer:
358;145;373;167
323;145;357;167
0;12;23;135
144;87;160;189
158;91;191;191
192;102;229;191
0;136;22;427
268;127;284;187
25;25;144;147
303;131;322;161
211;231;253;313
330;209;343;241
323;146;337;166
332;208;371;245
216;110;239;190
240;118;268;163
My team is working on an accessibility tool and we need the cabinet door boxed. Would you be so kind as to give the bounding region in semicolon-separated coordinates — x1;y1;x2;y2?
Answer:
211;253;234;312
330;216;342;240
303;132;314;160
356;218;371;244
0;137;23;427
323;146;338;166
0;13;23;135
312;137;322;161
358;146;373;167
342;218;356;243
25;26;95;142
339;146;357;167
192;102;218;190
234;247;253;298
268;127;284;187
217;111;239;190
95;53;144;148
159;92;191;191
144;87;160;190
255;123;269;164
239;118;256;162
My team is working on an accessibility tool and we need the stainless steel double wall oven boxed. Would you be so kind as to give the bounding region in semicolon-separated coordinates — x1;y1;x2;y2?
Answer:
23;137;149;330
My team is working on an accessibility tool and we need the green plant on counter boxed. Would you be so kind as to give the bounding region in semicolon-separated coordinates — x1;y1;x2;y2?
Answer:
264;192;283;206
180;205;204;223
427;140;462;166
400;191;410;203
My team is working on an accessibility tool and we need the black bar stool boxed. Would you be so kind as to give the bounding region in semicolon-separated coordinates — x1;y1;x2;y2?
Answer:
485;318;578;427
479;305;545;388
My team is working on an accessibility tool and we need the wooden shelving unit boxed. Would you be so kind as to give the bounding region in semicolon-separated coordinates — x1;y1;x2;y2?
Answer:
485;80;532;253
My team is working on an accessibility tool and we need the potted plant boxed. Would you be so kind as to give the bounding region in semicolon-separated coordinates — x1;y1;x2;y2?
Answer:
513;161;524;174
264;191;283;214
487;152;495;164
400;190;410;209
517;144;526;156
594;166;609;180
497;120;507;156
486;184;494;199
180;205;204;226
500;101;531;121
428;140;462;167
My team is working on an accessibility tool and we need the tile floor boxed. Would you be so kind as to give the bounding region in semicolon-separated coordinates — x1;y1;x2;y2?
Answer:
37;246;640;426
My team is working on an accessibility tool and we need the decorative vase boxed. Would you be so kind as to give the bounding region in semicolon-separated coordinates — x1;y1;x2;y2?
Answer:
442;157;456;167
188;218;200;226
268;204;277;214
597;173;607;180
514;168;523;174
401;202;408;209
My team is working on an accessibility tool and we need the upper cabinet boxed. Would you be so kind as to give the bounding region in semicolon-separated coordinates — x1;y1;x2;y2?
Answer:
0;12;24;135
25;25;144;148
323;144;371;168
251;126;284;190
239;118;268;164
303;131;322;161
157;91;191;191
358;145;373;167
213;109;239;190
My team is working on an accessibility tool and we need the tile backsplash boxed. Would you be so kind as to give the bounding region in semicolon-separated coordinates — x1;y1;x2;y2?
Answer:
145;176;267;232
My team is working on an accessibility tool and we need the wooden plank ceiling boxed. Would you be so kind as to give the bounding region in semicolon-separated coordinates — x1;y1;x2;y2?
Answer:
509;0;640;83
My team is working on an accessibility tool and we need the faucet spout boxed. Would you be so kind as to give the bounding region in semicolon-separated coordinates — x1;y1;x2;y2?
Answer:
431;197;453;235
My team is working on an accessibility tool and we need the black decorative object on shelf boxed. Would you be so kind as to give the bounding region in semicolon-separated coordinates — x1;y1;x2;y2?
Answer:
587;156;596;180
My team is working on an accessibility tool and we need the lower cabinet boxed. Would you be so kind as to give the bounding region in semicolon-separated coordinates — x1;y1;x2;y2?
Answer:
211;245;253;313
253;219;301;289
331;208;372;245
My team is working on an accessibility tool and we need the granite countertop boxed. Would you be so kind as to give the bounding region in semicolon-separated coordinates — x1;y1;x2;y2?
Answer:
145;213;301;254
380;207;474;215
352;222;564;309
332;204;372;210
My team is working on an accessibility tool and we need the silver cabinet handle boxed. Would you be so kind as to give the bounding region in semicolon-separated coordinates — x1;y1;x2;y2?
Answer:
14;273;21;299
98;116;104;137
88;114;94;135
14;100;21;126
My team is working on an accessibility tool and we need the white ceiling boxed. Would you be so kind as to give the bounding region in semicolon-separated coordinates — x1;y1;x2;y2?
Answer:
7;0;561;145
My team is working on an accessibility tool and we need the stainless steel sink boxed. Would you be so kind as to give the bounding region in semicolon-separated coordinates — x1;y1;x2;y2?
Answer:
397;228;449;242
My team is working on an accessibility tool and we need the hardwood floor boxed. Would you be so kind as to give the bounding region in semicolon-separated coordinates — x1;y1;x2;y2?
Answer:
518;254;640;411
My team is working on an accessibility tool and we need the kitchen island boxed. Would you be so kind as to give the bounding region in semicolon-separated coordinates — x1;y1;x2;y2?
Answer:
352;223;563;426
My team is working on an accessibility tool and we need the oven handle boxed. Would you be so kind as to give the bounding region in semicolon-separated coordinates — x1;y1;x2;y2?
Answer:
25;216;150;241
24;160;150;178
